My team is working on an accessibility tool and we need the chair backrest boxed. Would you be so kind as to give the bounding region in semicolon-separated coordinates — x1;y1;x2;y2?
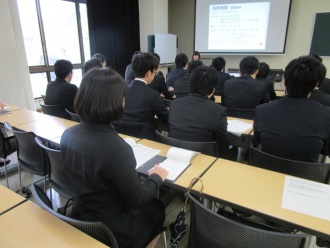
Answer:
225;107;255;120
0;125;17;158
156;131;219;157
187;193;307;248
31;184;118;248
112;120;157;141
41;94;46;102
4;122;47;176
65;109;81;122
35;137;76;199
40;104;71;120
248;145;330;183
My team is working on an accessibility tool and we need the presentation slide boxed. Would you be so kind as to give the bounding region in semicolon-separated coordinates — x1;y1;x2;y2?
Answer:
195;0;292;54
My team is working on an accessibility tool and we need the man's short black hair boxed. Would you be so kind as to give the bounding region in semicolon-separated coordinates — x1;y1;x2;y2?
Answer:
54;59;73;79
83;58;102;74
284;55;325;98
190;65;217;96
239;56;260;75
187;60;203;74
256;62;270;79
212;57;226;71
92;53;106;64
132;52;159;78
175;53;188;68
75;68;127;124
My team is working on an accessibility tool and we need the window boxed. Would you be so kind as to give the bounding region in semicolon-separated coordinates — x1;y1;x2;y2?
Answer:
17;0;90;99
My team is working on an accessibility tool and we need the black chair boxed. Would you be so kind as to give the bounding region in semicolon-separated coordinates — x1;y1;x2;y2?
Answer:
187;193;307;248
248;145;330;184
112;120;157;141
0;125;17;188
156;131;219;157
31;184;119;248
35;137;75;202
4;122;48;194
65;109;80;122
41;94;46;102
225;107;255;120
40;103;71;120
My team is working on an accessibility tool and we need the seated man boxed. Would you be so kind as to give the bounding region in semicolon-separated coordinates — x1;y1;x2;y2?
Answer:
125;51;141;85
254;55;330;162
166;53;188;88
256;62;276;101
45;59;78;113
123;52;169;127
169;65;229;157
222;56;269;109
310;61;330;106
174;60;203;98
212;56;231;96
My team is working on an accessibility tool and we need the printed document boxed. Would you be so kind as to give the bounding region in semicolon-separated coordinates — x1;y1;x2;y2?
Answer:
227;120;252;136
281;176;330;220
124;138;160;169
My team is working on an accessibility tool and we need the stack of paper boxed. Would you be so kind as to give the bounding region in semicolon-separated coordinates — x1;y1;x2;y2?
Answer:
227;120;252;136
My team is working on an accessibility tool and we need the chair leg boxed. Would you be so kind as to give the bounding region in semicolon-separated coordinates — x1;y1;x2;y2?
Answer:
2;157;9;188
18;164;23;195
163;231;167;248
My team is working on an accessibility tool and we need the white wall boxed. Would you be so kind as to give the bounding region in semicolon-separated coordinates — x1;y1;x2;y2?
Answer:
0;0;35;110
168;0;330;78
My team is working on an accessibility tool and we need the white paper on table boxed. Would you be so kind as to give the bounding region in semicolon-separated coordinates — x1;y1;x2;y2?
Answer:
227;120;252;136
281;176;330;220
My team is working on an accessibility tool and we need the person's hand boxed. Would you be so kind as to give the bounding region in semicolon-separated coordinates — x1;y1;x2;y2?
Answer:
168;87;174;92
0;102;5;111
148;163;168;181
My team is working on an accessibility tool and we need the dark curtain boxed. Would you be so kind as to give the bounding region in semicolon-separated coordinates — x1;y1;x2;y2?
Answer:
86;0;140;76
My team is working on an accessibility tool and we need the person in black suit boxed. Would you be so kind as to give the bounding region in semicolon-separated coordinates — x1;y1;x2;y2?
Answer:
83;57;102;74
211;56;231;96
45;59;78;113
310;61;330;106
61;68;168;248
222;56;270;109
312;54;330;94
92;53;107;68
169;65;229;157
123;52;169;126
166;53;188;87
254;55;330;162
148;53;174;99
174;60;203;98
256;62;276;101
124;51;141;85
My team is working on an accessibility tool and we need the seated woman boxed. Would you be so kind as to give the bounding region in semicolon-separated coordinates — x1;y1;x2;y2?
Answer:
60;68;168;248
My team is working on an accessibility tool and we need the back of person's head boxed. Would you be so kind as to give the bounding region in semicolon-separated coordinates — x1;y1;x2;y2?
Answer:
187;60;203;74
131;51;142;62
92;53;106;64
312;54;323;63
284;55;325;98
192;51;200;60
190;65;218;96
153;53;160;63
83;58;102;74
74;68;127;124
212;57;226;71
256;62;270;79
175;53;189;68
132;52;159;78
54;59;73;79
239;56;260;75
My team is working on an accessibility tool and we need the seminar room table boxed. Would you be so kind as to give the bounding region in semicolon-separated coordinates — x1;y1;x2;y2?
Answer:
137;139;216;191
191;158;330;242
0;200;108;248
0;108;50;127
0;184;26;215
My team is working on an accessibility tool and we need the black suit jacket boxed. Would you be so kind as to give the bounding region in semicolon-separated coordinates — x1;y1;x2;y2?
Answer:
124;64;134;85
222;74;270;109
124;80;169;124
254;96;330;162
149;74;174;99
256;78;276;101
319;78;330;94
174;73;190;98
169;94;229;156
45;78;78;113
166;67;187;87
61;122;163;247
310;89;330;106
214;71;231;96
